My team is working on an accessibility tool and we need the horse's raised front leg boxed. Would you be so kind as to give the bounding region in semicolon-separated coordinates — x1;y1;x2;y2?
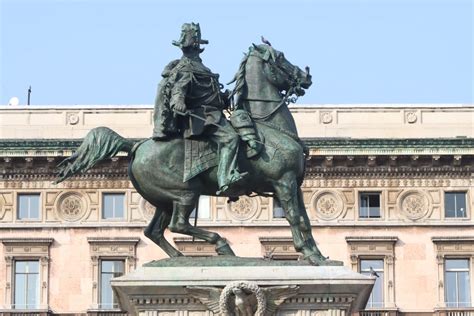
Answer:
144;205;183;258
168;201;236;256
273;173;327;265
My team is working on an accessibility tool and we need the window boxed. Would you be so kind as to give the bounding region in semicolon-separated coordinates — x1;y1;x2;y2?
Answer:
359;193;381;218
2;238;53;311
445;259;471;307
99;260;124;309
189;196;211;220
445;192;467;218
102;193;125;219
272;198;285;218
14;261;40;309
88;237;139;310
360;259;384;308
17;194;40;220
346;236;397;309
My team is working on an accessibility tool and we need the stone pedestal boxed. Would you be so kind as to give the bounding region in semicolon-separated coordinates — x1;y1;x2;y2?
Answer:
112;257;374;316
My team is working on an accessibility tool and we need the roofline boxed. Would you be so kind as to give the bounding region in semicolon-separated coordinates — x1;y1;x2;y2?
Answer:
0;103;473;110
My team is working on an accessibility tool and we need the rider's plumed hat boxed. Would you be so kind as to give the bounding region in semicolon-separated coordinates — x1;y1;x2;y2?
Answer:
173;22;209;52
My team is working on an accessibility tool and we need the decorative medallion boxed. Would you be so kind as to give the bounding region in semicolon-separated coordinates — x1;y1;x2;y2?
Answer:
320;111;333;124
227;196;260;221
311;191;344;220
399;191;430;220
139;198;155;220
67;113;80;125
56;192;86;222
406;111;417;124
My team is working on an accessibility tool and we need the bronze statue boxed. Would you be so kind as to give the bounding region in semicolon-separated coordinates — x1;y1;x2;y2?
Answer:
56;23;340;266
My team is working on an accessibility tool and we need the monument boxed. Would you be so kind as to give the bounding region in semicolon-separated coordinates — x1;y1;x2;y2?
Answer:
56;23;374;315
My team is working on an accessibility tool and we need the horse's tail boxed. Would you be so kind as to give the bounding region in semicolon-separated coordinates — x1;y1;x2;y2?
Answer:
54;127;136;184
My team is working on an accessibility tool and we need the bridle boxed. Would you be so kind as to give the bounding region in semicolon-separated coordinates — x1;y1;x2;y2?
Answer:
241;50;306;120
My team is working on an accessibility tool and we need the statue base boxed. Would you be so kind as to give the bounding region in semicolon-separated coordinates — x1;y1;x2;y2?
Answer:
112;257;374;316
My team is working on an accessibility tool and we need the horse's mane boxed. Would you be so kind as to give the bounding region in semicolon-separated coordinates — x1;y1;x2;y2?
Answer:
227;53;249;108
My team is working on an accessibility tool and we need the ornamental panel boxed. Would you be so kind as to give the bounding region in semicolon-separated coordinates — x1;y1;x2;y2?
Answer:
140;197;156;220
55;191;88;222
398;190;432;221
311;190;344;221
226;196;261;221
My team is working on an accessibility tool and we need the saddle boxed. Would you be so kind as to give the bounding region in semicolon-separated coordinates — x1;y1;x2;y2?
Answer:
183;111;263;182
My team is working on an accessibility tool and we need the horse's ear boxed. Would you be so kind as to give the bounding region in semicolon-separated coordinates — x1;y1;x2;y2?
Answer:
268;46;277;62
252;43;259;51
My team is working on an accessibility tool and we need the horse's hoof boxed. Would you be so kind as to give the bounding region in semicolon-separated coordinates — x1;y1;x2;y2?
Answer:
215;240;235;256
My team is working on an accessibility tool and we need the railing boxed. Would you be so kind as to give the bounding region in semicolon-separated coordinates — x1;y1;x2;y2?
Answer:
359;311;398;316
445;311;474;316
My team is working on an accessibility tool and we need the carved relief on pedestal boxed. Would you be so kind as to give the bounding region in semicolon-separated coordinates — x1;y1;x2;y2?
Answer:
311;190;344;220
140;197;156;220
55;192;87;222
398;190;431;220
186;281;299;315
227;196;260;221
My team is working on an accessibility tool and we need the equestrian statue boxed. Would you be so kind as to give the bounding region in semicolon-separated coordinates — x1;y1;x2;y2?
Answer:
55;23;340;266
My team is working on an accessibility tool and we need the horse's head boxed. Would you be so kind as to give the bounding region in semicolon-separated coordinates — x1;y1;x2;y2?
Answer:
250;42;312;97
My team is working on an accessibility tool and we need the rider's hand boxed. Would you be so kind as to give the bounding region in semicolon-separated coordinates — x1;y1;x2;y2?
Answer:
173;102;187;114
248;140;259;150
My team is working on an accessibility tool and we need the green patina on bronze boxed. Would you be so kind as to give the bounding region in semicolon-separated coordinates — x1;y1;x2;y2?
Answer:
54;23;339;265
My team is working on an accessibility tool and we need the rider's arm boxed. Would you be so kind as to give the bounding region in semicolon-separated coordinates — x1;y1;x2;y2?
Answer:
170;72;192;114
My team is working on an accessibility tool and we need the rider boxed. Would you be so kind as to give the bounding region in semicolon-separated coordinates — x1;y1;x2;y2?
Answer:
152;22;248;195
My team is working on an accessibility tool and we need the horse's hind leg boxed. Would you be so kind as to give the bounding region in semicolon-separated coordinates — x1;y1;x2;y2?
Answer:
168;201;236;256
144;205;183;258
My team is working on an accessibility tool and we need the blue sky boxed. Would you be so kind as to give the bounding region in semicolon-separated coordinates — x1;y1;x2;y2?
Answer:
0;0;472;105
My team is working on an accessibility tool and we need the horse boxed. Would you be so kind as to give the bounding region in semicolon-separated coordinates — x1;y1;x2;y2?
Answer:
56;42;340;266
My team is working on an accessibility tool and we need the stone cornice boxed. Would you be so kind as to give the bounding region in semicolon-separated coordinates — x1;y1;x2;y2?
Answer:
431;236;474;243
1;238;54;245
259;237;293;242
87;237;140;244
345;236;399;243
307;138;474;155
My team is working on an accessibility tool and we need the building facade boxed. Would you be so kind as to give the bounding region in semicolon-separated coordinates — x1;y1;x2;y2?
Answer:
0;104;473;315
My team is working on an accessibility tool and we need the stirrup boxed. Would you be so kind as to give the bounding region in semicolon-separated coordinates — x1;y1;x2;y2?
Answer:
216;172;249;195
